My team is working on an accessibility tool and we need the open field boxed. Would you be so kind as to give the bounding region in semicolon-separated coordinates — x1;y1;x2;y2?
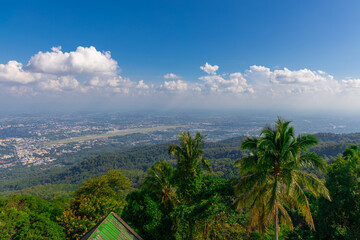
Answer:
48;125;184;145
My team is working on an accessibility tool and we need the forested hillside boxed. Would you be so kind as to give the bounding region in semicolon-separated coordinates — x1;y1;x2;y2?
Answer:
2;132;360;194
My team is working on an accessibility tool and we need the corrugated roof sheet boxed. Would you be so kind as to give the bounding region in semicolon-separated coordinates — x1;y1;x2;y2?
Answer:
81;212;143;240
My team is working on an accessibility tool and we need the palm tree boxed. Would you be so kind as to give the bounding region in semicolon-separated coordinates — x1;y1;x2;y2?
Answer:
168;132;211;239
168;132;211;200
142;160;178;209
234;117;330;240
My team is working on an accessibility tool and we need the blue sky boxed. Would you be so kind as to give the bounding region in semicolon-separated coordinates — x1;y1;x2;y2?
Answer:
1;0;360;112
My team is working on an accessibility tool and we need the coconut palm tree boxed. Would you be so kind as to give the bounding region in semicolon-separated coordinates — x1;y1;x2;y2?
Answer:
168;132;211;200
234;118;330;240
142;160;178;209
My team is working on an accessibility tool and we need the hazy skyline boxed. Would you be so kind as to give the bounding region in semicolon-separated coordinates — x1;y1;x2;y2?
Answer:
1;0;360;113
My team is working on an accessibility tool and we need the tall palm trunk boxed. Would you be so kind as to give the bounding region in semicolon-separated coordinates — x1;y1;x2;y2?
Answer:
190;224;193;240
274;207;279;240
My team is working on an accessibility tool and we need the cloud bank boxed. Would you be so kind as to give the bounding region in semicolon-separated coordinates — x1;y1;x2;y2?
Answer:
1;46;359;111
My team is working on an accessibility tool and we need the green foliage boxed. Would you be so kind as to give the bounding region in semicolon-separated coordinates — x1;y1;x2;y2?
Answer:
342;144;360;158
169;132;211;200
142;160;178;209
171;177;248;240
125;132;249;240
235;118;330;239
316;146;360;240
75;169;131;199
58;196;126;240
122;189;174;240
0;195;66;239
279;194;318;240
0;183;77;200
58;170;130;240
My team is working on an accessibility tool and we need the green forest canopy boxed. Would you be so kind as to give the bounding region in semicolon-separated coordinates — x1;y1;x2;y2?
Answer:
1;128;360;239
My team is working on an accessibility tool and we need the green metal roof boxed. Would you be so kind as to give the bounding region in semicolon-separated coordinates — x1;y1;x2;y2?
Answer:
81;212;143;240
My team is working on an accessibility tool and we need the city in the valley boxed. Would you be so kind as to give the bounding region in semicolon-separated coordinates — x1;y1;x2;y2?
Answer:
1;112;359;169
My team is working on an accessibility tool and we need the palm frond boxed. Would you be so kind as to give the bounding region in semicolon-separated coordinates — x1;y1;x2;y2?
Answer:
288;182;314;230
235;155;260;175
241;137;258;151
299;152;326;171
293;170;330;200
278;204;293;230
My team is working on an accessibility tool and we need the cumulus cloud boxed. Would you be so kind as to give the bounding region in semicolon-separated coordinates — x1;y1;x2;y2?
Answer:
200;62;219;75
246;65;333;84
161;64;344;97
164;73;181;79
88;76;135;94
39;76;80;92
245;65;272;82
245;65;341;95
270;68;331;84
0;61;44;84
199;72;253;94
161;80;188;92
0;46;148;95
26;46;118;76
136;80;150;89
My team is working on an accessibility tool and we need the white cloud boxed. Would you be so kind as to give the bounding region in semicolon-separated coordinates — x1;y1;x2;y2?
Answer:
88;75;134;89
342;79;360;88
245;65;271;83
136;80;149;89
161;80;188;92
107;77;121;87
88;76;135;94
0;61;44;84
245;65;341;95
113;87;130;94
26;46;118;76
200;62;219;75
270;68;331;84
246;65;333;84
4;47;360;111
198;63;254;95
199;72;253;94
88;76;101;87
39;76;80;92
0;46;142;95
164;73;181;79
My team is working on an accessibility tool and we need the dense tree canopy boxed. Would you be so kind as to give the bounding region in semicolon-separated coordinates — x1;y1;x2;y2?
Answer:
0;195;66;239
57;170;130;240
317;145;360;239
124;132;249;240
